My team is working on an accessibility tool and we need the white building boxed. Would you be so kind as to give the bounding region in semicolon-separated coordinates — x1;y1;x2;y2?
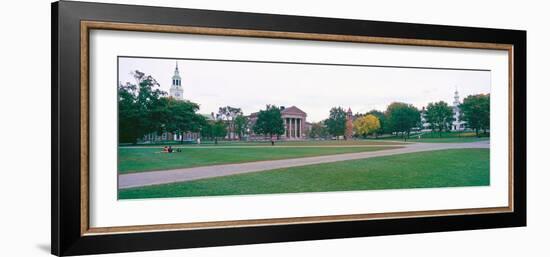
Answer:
420;89;466;132
451;89;466;131
142;62;202;143
169;62;184;100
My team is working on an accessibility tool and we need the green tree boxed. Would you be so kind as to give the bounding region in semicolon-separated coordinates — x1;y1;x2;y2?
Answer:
118;82;141;143
200;121;214;140
252;105;285;141
308;121;329;139
325;107;347;139
234;115;249;140
385;102;421;141
118;71;167;144
459;94;490;136
163;99;207;143
425;101;454;137
211;120;228;144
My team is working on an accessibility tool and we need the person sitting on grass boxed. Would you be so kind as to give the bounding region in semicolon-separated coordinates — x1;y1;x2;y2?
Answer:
162;146;168;153
167;146;173;153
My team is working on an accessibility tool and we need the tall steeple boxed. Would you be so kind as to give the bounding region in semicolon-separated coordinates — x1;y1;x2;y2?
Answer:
172;62;181;85
453;87;460;106
451;87;463;130
169;61;184;100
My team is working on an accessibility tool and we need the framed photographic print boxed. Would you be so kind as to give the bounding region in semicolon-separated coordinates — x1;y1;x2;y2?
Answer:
51;1;526;256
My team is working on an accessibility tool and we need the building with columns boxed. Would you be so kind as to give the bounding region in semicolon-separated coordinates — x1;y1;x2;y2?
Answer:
281;106;308;140
248;106;308;140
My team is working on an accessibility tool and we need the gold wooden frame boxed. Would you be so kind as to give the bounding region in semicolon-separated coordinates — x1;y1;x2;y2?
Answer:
80;20;514;236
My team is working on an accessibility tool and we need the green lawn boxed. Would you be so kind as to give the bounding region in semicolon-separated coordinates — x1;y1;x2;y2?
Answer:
118;146;399;174
377;131;489;143
405;137;490;143
119;148;490;199
125;139;407;148
201;140;407;146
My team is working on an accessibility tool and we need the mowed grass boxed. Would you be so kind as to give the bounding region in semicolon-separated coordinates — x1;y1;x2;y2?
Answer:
379;131;489;143
199;140;407;146
127;139;407;148
405;137;489;143
118;146;399;174
119;149;489;199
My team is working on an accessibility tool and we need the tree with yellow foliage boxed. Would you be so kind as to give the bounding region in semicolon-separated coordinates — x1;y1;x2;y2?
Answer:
353;114;381;138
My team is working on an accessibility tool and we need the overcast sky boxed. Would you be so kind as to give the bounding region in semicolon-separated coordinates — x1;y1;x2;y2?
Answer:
118;57;491;122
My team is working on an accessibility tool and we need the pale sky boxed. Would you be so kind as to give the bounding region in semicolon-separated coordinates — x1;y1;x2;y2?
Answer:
118;57;491;122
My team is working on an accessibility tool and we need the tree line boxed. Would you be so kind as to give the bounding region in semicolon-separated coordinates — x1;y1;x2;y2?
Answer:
119;71;490;143
119;71;216;144
119;71;203;143
309;94;490;140
118;71;281;144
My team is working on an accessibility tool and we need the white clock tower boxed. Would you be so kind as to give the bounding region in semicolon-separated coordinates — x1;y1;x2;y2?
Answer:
169;62;184;100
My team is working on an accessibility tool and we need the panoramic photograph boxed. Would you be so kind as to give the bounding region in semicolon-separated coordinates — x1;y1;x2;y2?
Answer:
117;57;491;200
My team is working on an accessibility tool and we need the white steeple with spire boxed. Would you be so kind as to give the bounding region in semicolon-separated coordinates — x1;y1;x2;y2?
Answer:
451;87;465;131
169;62;184;100
453;87;460;106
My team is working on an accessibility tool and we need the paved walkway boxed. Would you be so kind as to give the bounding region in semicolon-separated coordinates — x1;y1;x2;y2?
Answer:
118;141;489;189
